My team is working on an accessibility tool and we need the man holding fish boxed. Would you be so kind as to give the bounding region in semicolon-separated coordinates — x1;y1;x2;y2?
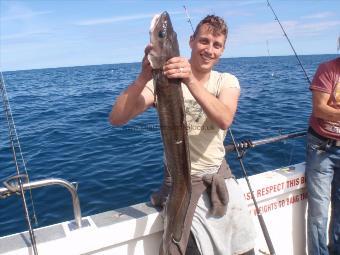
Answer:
109;13;256;255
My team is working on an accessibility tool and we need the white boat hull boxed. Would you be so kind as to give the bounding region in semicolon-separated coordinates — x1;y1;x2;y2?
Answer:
1;162;321;255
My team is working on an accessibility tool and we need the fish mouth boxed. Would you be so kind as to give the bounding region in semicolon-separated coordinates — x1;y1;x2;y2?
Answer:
159;11;170;21
154;11;170;29
150;11;170;35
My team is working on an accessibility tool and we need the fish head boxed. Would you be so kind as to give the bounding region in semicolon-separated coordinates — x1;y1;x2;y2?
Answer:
148;11;179;69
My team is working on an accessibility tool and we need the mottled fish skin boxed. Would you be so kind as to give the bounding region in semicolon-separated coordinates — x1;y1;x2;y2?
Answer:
148;12;191;255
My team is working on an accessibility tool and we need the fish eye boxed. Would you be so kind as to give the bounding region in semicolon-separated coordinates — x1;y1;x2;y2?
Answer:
158;30;166;38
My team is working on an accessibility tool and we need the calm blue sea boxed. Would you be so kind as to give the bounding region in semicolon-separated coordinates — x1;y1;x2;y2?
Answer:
0;54;337;236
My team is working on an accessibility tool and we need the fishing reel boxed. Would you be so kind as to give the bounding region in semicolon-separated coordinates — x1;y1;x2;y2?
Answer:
236;140;254;159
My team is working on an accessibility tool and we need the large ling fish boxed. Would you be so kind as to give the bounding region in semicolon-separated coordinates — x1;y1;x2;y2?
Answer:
148;12;191;255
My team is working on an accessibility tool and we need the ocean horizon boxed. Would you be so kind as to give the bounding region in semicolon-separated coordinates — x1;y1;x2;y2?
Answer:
2;53;336;73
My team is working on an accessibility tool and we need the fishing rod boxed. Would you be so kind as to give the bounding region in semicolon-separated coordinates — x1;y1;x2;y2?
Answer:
266;0;311;85
228;129;276;255
266;40;275;76
0;73;39;254
183;5;195;33
225;130;306;153
182;5;276;255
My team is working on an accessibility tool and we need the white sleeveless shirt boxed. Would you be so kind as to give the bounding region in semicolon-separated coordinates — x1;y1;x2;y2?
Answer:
147;70;240;175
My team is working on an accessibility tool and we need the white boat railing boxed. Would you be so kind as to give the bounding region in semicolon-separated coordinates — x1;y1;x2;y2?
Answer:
0;177;82;228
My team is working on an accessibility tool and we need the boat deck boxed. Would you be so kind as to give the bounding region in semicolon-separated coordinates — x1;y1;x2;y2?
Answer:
0;162;310;255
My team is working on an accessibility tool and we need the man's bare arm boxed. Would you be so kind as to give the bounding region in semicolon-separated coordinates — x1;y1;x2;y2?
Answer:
109;45;154;125
312;90;340;122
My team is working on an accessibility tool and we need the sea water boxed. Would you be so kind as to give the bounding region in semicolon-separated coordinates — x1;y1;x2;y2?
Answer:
0;54;336;236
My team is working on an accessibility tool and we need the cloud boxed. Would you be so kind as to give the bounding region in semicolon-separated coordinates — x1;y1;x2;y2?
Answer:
1;2;53;42
301;12;335;20
230;21;291;43
76;14;154;26
75;11;183;26
230;18;340;44
300;20;340;31
1;2;52;22
1;10;52;21
235;0;265;6
1;30;52;41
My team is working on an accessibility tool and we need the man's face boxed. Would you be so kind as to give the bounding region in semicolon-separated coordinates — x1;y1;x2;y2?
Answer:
189;24;226;72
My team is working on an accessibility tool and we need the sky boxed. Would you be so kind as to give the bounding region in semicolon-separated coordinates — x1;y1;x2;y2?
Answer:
0;0;339;71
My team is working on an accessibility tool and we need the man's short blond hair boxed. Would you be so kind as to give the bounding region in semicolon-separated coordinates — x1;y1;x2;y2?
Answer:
193;15;228;42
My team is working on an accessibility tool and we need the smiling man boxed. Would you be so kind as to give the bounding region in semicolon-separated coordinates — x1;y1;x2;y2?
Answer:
109;15;256;255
